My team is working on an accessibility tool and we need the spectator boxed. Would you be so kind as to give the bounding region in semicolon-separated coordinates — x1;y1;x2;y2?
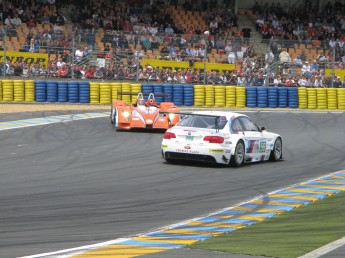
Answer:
165;24;174;36
310;61;319;74
57;65;68;78
28;38;35;53
85;66;95;79
12;14;22;28
241;25;252;45
94;68;104;79
227;51;236;64
299;51;307;62
313;75;323;87
279;50;291;64
75;46;84;64
237;75;246;86
293;55;303;67
22;63;30;77
265;51;274;64
301;61;312;77
4;15;17;41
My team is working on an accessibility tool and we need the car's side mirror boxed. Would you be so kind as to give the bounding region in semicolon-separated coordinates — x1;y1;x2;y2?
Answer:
261;127;266;131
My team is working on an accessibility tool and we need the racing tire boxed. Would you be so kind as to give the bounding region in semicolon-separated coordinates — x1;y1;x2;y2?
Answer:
230;141;245;167
270;137;283;161
110;107;115;124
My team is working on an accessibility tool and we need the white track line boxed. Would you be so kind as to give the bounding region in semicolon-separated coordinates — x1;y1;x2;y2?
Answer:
298;237;345;258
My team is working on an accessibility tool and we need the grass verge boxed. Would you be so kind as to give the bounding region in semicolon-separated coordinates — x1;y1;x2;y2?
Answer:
188;191;345;258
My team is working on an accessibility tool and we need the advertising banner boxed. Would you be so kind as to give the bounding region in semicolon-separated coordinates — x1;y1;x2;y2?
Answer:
0;51;49;66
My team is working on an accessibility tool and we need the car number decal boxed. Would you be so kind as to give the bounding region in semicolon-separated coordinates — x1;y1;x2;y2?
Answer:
259;141;266;153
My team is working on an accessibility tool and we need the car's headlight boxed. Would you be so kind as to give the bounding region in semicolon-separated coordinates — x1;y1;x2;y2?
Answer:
122;111;130;119
168;113;175;121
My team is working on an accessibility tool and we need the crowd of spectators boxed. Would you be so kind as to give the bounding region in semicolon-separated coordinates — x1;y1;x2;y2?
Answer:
0;0;345;87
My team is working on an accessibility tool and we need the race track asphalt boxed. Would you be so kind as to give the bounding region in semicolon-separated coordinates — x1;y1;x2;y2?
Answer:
1;110;345;258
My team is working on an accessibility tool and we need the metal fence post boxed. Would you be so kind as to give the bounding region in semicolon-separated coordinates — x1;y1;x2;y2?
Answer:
136;32;140;82
71;27;76;79
3;28;7;76
203;31;209;85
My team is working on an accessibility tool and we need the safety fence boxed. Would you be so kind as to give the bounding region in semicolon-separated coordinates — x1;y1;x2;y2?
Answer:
1;80;345;110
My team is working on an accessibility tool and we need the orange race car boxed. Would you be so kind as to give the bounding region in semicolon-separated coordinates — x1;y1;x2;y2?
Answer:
110;93;180;130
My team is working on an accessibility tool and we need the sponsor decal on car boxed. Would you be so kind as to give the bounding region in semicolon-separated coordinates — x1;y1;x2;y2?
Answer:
209;149;224;153
176;149;200;154
162;144;168;148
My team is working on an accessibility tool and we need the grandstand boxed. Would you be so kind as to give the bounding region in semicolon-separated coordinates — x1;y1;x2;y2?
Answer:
0;0;344;87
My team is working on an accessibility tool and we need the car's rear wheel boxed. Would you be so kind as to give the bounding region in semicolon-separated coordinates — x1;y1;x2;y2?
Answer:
270;137;282;161
230;140;245;167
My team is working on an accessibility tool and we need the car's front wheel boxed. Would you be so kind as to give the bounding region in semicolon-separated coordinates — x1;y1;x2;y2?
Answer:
110;107;115;124
230;140;245;167
270;137;282;161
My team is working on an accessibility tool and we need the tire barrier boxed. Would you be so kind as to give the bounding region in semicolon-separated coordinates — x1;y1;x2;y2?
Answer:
79;82;90;103
278;87;288;108
4;81;345;110
131;84;142;103
111;83;122;101
307;88;317;109
2;80;14;102
214;85;225;107
35;80;47;102
68;81;79;103
225;86;236;107
235;87;246;108
194;85;205;107
0;81;2;101
13;80;25;102
287;87;298;108
205;85;215;107
268;87;278;108
257;87;268;108
25;80;35;102
183;84;194;106
47;81;58;102
316;88;327;109
90;82;100;104
121;83;131;103
327;88;337;110
298;87;308;109
141;84;153;98
163;84;173;102
99;82;111;104
173;84;184;106
58;82;68;103
153;84;163;104
246;86;257;108
338;88;345;110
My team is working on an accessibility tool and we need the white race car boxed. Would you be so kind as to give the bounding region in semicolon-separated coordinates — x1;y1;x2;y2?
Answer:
161;111;282;167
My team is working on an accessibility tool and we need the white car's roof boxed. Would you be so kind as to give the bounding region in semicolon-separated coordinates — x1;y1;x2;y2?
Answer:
190;110;248;118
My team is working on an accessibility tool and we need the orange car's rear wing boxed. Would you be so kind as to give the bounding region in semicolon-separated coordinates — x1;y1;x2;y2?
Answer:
117;92;168;97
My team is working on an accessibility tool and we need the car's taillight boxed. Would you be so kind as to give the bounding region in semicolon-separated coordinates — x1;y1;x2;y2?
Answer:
164;132;176;139
203;136;224;144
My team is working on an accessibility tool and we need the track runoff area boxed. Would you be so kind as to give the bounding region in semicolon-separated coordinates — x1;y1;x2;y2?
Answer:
2;110;344;258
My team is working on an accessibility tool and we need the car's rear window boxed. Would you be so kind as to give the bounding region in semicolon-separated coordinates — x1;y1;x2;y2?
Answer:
177;115;227;129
